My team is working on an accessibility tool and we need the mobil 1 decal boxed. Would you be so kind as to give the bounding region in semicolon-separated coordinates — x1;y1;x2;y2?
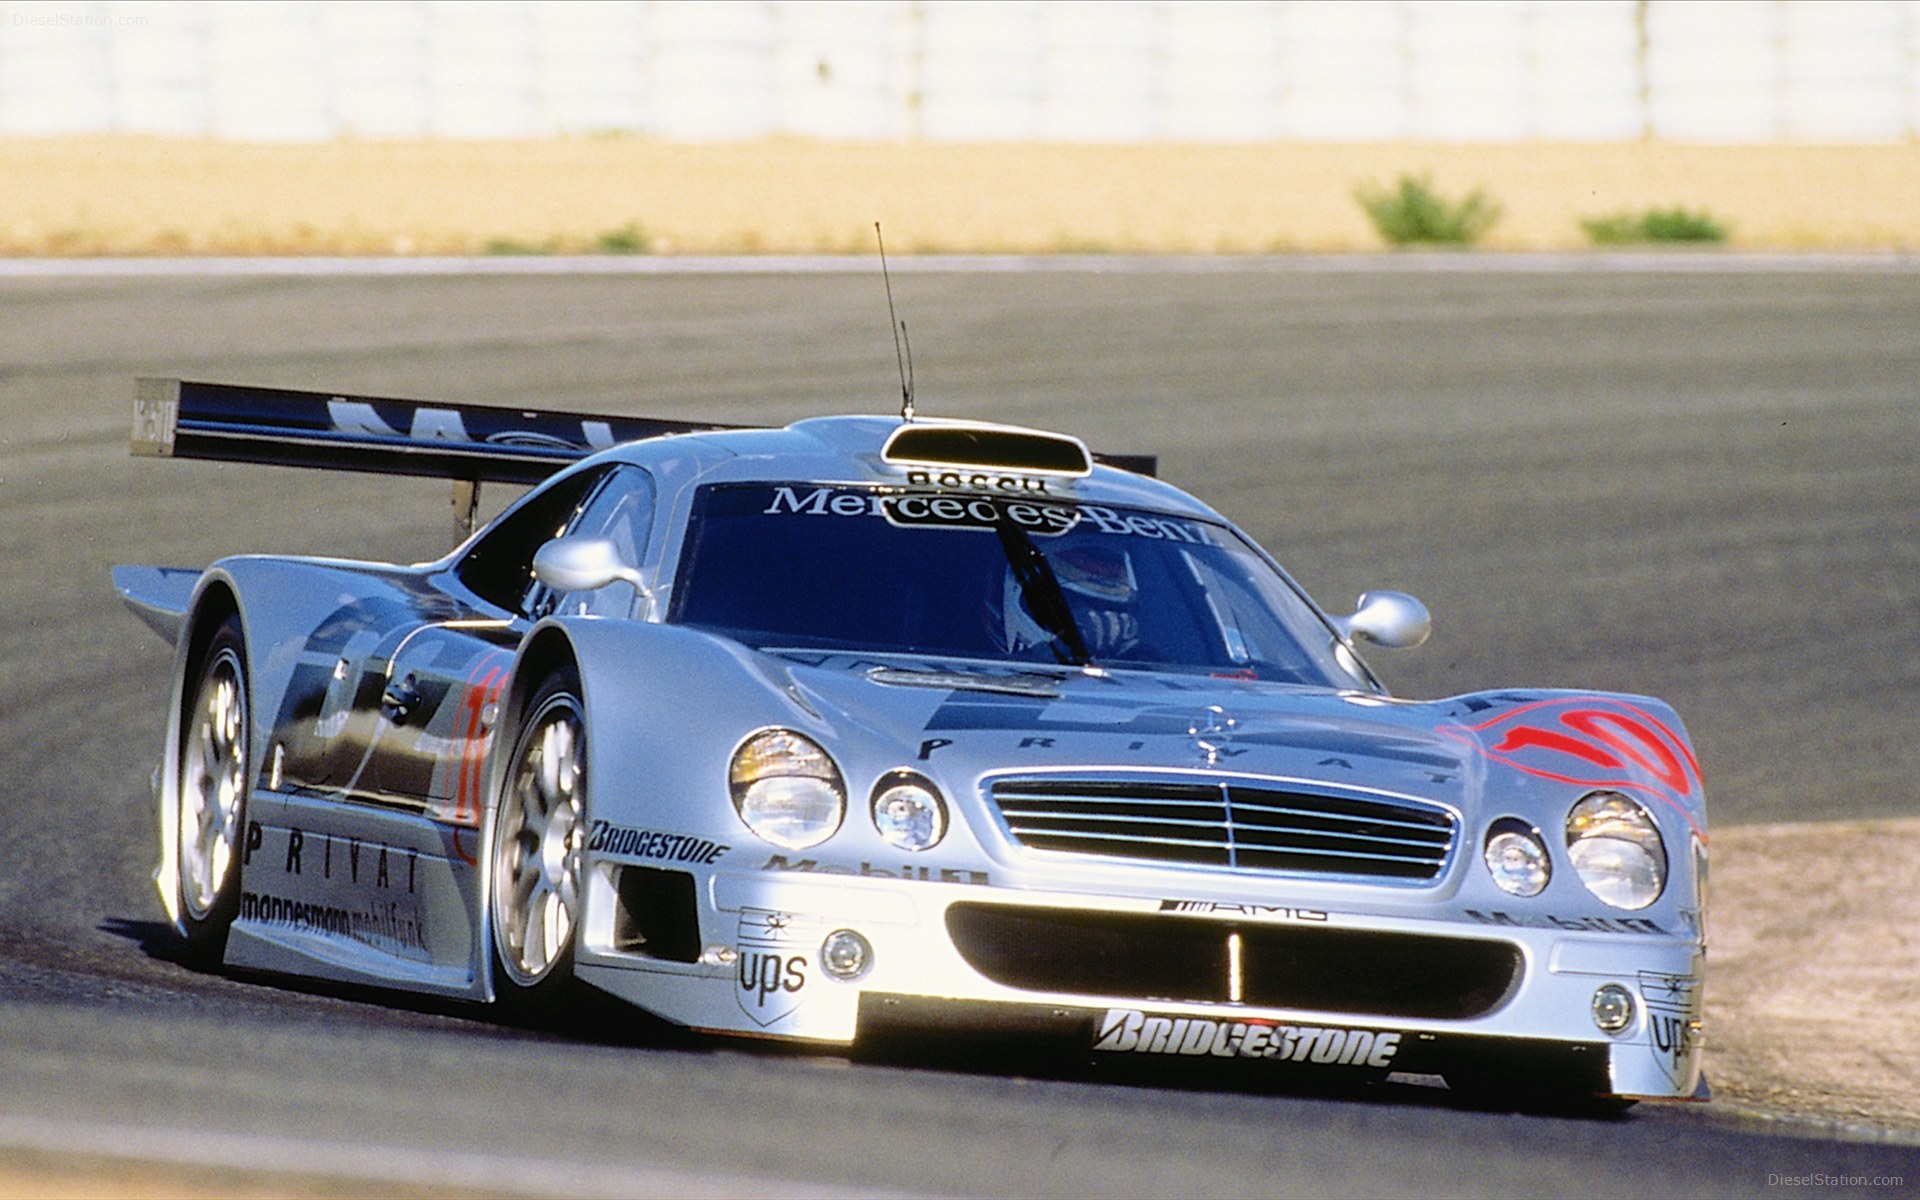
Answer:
1641;970;1703;1089
735;908;816;1027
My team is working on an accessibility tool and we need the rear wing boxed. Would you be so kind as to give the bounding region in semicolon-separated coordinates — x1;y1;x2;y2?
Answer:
132;378;744;538
130;378;1158;541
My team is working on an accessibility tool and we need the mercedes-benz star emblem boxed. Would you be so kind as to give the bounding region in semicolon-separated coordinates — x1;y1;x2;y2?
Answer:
1189;706;1238;764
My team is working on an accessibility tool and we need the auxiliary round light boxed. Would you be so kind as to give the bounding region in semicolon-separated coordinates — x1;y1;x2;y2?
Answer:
1483;819;1551;897
871;773;947;852
729;729;845;850
1592;983;1636;1034
1566;791;1668;910
820;929;872;981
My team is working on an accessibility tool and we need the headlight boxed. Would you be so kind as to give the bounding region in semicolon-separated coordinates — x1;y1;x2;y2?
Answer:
729;729;845;849
871;772;947;852
1483;818;1550;897
1565;791;1667;910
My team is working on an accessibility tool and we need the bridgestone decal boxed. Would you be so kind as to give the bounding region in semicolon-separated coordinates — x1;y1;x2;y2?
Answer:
1092;1009;1401;1067
587;821;728;864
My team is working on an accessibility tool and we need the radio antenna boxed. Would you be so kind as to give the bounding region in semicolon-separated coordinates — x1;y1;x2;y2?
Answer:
876;222;914;422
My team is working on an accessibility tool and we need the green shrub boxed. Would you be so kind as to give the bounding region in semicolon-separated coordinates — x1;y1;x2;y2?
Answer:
482;236;557;256
1353;173;1503;246
594;222;650;254
1581;207;1730;245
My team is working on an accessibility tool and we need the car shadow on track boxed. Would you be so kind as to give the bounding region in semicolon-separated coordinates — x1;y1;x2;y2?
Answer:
99;914;1637;1121
846;1027;1639;1121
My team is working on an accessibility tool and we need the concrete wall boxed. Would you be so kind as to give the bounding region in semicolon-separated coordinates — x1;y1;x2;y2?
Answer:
2;0;1917;142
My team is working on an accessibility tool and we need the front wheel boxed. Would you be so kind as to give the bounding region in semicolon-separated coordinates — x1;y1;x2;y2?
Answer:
177;615;249;964
489;669;588;1012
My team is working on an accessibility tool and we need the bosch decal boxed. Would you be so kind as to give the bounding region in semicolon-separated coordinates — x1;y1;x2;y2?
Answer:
588;822;729;865
735;908;814;1027
1092;1009;1401;1066
905;468;1051;495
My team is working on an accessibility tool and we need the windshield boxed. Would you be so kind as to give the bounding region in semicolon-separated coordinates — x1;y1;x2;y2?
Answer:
668;483;1363;687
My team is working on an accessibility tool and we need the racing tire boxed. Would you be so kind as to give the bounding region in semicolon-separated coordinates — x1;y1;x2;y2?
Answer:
489;667;589;1017
176;614;250;965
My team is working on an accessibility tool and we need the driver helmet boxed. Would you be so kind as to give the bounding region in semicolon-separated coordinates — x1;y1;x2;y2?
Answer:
1000;540;1141;658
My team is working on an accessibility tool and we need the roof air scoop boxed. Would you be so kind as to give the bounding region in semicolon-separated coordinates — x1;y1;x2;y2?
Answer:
881;421;1093;479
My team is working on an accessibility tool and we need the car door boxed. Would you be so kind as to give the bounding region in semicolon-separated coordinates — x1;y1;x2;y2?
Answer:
267;465;616;821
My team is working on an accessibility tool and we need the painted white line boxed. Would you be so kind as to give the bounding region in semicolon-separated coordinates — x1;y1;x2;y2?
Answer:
0;1112;895;1199
2;252;1919;277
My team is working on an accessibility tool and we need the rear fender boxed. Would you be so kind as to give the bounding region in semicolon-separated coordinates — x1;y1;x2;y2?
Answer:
153;557;450;937
152;568;244;931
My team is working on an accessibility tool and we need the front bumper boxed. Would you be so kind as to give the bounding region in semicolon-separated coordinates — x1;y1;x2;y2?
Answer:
572;867;1705;1100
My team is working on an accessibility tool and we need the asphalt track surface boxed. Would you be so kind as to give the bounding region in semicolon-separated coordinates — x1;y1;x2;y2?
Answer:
1;263;1916;1196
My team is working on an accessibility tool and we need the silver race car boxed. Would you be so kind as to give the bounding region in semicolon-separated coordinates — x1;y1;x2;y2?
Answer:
116;379;1706;1105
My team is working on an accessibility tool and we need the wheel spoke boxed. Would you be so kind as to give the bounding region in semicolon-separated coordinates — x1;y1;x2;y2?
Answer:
179;649;246;923
523;878;556;971
494;695;586;988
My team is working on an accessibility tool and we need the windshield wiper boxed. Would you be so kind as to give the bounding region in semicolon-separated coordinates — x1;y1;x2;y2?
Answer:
992;512;1090;666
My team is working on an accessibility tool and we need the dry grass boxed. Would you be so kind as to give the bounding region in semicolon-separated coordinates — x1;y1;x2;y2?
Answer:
5;137;1920;256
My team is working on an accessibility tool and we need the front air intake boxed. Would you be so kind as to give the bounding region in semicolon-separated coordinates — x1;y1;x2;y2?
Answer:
945;905;1522;1020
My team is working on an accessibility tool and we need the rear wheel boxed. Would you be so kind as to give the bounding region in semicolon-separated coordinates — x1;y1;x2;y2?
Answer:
177;616;249;963
489;669;588;1011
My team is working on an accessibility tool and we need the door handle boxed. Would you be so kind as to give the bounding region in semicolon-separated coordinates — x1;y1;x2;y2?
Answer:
381;673;422;724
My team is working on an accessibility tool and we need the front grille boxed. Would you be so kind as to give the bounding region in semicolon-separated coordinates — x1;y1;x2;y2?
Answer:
946;904;1521;1020
989;778;1456;882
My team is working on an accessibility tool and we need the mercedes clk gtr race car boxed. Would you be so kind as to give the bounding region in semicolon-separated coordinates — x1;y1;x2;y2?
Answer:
115;378;1707;1106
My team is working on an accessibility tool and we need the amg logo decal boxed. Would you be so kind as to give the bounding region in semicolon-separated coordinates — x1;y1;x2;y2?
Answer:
1159;901;1329;921
1092;1009;1401;1067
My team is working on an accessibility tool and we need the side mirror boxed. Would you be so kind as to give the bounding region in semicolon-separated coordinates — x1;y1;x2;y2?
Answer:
1331;591;1431;650
532;536;648;596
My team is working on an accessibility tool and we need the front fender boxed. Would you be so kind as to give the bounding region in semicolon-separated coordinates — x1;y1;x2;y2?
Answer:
504;618;827;857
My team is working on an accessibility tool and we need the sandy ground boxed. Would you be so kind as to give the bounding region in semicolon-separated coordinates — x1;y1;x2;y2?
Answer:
5;137;1920;255
1707;819;1920;1134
